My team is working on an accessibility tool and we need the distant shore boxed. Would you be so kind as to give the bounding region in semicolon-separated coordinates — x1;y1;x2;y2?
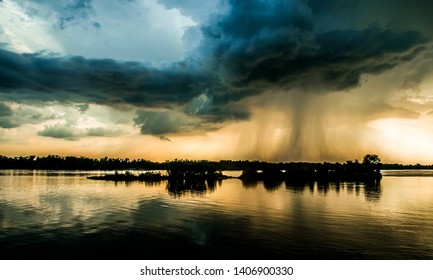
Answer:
2;154;430;170
2;154;431;184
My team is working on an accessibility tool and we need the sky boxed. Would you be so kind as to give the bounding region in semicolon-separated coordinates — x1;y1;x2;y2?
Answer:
1;0;433;163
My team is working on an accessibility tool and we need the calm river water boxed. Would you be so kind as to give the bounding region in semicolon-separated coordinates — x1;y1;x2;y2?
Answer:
1;170;433;259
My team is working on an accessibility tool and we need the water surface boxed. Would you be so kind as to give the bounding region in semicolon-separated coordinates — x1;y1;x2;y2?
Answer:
1;170;433;259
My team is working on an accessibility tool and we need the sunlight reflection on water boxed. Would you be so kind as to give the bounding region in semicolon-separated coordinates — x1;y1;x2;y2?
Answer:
0;170;433;259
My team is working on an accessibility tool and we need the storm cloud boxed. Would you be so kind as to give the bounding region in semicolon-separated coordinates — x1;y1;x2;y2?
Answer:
0;48;210;107
0;0;430;140
134;110;196;135
198;0;428;93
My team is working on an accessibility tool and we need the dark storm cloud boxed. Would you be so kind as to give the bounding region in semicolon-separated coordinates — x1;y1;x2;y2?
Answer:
0;48;209;107
310;28;427;90
0;0;430;136
308;0;433;34
134;110;191;135
200;0;428;93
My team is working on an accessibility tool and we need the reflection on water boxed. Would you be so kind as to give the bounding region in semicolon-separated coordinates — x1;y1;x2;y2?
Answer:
0;170;433;259
167;179;219;197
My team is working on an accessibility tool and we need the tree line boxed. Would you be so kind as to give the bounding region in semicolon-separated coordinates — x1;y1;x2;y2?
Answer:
0;155;159;170
0;154;384;171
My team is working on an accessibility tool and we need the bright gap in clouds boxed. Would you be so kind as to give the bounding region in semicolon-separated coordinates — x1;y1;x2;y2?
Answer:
0;0;196;62
368;118;433;164
0;0;63;53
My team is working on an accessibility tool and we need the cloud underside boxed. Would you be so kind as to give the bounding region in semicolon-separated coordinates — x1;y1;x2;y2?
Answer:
0;0;430;138
37;124;122;141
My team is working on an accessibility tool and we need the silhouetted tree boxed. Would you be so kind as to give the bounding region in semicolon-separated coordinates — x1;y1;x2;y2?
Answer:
362;154;382;172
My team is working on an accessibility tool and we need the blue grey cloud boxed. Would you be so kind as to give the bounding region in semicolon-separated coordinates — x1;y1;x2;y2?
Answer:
0;102;16;128
37;123;123;140
0;48;210;106
54;0;93;30
0;102;12;117
308;0;433;35
56;16;76;30
37;124;80;140
134;110;194;135
91;21;101;29
0;102;57;128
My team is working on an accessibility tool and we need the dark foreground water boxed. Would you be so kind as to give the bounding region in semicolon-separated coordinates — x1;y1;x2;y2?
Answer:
1;170;433;260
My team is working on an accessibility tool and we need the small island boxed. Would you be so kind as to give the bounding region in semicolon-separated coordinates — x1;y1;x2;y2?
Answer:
87;159;234;182
84;154;382;185
87;171;167;182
